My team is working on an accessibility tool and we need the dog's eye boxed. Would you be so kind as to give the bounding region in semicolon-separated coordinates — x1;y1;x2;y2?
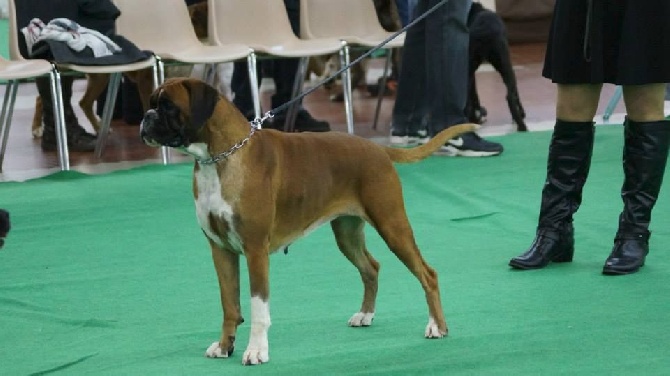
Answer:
158;97;181;116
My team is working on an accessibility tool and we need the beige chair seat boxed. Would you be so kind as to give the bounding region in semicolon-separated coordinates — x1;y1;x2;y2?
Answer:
250;38;344;58
156;45;251;65
60;58;156;75
1;57;64;171
0;58;55;79
337;33;405;49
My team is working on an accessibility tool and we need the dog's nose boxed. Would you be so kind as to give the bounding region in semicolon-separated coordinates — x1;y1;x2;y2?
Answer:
140;109;158;138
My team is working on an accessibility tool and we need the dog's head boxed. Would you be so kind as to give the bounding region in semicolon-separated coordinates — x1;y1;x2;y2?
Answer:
0;209;10;249
140;78;220;149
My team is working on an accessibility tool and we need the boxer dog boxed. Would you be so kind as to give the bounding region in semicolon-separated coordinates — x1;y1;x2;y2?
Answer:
140;77;476;365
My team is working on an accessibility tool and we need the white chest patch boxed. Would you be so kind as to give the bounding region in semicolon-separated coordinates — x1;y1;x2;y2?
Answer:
194;164;244;253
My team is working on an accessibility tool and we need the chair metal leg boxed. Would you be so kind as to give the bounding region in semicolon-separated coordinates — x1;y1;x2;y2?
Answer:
372;51;392;130
94;72;122;158
339;43;355;134
284;56;309;132
155;57;170;165
247;52;262;123
50;67;70;171
152;56;161;89
0;80;18;172
603;86;623;122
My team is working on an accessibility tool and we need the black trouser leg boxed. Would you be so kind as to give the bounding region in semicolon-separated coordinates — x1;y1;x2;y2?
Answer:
36;76;96;152
603;119;670;275
509;120;595;269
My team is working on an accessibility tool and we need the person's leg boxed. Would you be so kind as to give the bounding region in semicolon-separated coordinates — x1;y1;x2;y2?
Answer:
510;83;601;269
36;76;97;152
391;0;429;144
423;0;502;156
425;0;470;133
395;0;410;26
603;83;670;275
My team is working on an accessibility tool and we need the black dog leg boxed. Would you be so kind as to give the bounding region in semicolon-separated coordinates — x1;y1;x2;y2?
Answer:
487;37;528;132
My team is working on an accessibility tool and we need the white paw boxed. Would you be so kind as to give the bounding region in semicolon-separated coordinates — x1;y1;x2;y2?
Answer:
32;126;43;138
424;316;446;339
242;346;269;365
348;312;375;327
205;341;230;358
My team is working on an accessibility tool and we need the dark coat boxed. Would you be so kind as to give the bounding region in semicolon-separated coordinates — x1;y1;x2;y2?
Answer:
15;0;152;66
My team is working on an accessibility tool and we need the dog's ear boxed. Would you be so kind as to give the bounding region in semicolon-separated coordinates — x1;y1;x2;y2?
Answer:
185;80;220;129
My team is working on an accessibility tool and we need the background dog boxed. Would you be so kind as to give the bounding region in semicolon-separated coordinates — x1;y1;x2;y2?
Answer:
466;2;527;131
0;209;10;249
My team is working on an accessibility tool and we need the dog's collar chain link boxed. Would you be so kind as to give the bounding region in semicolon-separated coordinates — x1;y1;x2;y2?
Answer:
196;112;273;165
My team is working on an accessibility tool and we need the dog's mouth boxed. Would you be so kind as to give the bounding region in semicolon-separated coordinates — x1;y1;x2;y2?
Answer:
142;137;162;148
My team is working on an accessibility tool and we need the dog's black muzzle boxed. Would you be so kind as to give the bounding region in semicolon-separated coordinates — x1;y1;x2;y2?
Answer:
140;109;187;148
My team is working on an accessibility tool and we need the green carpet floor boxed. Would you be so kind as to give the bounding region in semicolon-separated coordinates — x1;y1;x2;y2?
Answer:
1;126;670;375
1;19;8;59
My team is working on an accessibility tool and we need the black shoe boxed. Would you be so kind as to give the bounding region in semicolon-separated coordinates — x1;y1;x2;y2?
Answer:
273;110;330;132
602;233;648;275
509;226;574;270
432;131;503;157
41;126;97;152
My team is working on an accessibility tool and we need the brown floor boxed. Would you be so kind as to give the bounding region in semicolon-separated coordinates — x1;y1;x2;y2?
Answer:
0;42;625;181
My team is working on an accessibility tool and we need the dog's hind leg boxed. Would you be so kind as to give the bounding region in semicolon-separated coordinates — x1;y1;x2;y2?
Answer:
205;239;245;360
363;187;447;338
331;216;380;327
79;73;110;134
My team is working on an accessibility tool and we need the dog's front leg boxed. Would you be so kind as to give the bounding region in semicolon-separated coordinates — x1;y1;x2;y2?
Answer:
242;249;271;365
205;240;244;359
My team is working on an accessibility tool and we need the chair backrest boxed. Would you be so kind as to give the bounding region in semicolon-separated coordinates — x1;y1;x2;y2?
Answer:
300;0;389;40
208;0;298;49
113;0;202;53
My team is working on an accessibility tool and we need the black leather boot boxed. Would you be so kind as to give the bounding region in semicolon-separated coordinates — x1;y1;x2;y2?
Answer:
509;120;595;269
37;76;97;152
603;119;670;275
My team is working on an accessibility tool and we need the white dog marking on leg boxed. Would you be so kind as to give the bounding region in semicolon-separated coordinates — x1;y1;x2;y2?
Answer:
348;312;375;327
242;296;271;365
424;316;445;338
205;341;230;358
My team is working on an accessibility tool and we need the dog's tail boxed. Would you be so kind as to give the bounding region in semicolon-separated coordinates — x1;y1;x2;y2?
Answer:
385;123;478;163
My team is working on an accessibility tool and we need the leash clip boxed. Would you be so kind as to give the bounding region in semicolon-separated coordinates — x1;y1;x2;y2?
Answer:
250;111;275;129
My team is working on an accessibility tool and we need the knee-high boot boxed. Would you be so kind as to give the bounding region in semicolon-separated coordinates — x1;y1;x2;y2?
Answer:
36;76;96;152
509;120;595;269
603;119;670;275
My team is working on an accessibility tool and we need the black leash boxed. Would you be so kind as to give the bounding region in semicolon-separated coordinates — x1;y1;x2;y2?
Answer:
252;0;450;127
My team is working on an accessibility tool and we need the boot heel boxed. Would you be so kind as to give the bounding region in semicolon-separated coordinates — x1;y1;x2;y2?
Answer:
552;246;574;263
